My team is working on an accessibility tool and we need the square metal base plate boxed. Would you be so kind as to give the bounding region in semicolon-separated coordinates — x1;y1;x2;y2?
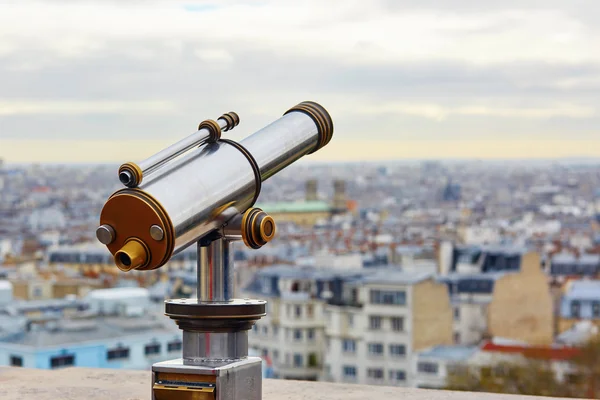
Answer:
152;358;262;400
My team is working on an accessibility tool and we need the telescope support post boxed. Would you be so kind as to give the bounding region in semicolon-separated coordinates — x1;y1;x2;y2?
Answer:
152;232;265;400
197;236;233;303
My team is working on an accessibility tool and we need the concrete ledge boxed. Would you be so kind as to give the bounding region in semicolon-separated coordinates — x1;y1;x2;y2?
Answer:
0;367;579;400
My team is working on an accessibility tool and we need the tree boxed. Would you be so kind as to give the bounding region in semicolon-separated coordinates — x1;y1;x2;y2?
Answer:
446;360;580;398
570;334;600;398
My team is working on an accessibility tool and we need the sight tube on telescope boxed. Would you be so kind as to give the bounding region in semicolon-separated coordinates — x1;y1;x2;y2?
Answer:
118;112;240;188
97;101;333;271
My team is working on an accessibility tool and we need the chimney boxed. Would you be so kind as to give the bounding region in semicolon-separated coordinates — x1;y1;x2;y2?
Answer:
306;179;318;201
333;180;346;211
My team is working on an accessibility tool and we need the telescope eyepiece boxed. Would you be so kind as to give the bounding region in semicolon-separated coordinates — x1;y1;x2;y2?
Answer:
115;239;149;271
119;171;133;186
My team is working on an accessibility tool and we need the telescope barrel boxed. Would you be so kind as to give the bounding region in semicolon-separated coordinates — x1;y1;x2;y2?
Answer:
118;112;240;187
98;101;332;271
240;101;332;181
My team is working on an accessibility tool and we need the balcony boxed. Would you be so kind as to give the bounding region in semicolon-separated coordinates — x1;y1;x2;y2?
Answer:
0;366;576;400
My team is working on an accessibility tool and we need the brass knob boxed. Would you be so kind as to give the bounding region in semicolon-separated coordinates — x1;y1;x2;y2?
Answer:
241;208;277;249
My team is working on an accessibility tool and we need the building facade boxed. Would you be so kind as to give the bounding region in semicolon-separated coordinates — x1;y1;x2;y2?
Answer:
323;270;453;387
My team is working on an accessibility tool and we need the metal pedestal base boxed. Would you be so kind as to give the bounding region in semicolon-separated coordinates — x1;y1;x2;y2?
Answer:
152;358;262;400
152;238;266;400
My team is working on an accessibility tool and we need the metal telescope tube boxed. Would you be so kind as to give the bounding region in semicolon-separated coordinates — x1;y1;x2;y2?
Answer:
97;101;333;272
118;112;240;187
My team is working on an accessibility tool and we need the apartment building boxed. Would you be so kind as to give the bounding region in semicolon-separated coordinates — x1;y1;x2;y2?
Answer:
242;266;362;380
558;280;600;334
323;270;453;387
440;251;553;346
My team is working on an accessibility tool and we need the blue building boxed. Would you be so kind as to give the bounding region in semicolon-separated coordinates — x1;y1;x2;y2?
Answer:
550;253;600;277
559;280;600;323
0;316;182;369
446;245;526;275
0;287;182;370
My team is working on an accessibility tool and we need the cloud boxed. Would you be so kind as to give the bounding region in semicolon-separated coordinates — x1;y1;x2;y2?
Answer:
0;100;176;116
0;0;598;161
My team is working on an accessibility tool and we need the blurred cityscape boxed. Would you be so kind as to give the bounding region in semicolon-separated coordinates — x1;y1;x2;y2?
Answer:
1;158;600;396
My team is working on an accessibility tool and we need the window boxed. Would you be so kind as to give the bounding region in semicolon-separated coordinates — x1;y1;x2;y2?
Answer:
262;348;268;357
347;314;354;327
343;365;357;378
253;325;258;334
370;290;406;305
145;343;161;356
273;350;279;361
273;326;279;336
307;328;315;341
33;286;43;298
391;317;404;332
285;328;290;339
367;368;384;380
349;288;358;303
369;316;382;330
10;355;22;367
418;362;439;374
50;354;75;369
294;329;303;341
389;344;406;357
293;354;303;367
593;302;600;318
295;305;302;317
454;332;461;343
389;370;406;381
307;304;314;318
168;340;182;352
342;339;356;353
368;343;384;356
571;301;581;318
107;347;130;360
454;307;460;321
308;352;318;367
263;326;268;335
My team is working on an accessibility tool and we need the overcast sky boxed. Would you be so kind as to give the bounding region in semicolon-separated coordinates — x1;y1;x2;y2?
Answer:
1;0;599;163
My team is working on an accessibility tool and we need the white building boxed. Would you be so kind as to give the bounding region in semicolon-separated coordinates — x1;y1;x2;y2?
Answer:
322;270;453;387
414;345;478;389
242;266;340;380
85;287;151;316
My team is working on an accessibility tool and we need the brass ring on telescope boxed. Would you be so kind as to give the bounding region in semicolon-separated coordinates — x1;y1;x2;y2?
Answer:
118;162;143;188
217;111;240;132
219;139;262;208
198;119;222;142
284;101;334;153
300;101;334;147
241;207;259;249
100;188;175;271
218;114;234;131
229;111;240;127
240;208;276;249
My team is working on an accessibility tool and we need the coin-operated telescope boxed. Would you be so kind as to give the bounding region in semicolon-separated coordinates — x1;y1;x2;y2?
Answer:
96;101;333;400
